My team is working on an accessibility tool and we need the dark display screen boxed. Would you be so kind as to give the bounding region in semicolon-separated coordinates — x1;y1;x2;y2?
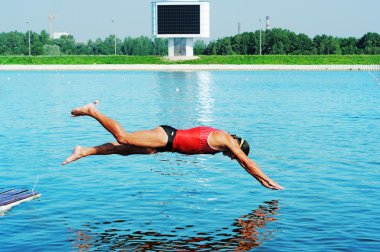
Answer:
157;5;200;34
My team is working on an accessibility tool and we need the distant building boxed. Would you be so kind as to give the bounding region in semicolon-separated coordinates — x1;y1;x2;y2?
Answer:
266;16;271;30
152;0;210;58
53;32;70;39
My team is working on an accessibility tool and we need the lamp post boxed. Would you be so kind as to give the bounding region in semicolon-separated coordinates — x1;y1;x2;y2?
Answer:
112;20;116;55
259;18;262;56
26;21;31;56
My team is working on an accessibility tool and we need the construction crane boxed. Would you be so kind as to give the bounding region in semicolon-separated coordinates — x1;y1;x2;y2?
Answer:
48;13;60;39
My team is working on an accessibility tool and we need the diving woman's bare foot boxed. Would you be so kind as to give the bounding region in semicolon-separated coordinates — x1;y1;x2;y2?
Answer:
71;100;99;117
62;146;88;165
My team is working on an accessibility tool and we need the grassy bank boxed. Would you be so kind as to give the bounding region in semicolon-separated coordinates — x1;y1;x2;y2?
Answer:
1;55;379;65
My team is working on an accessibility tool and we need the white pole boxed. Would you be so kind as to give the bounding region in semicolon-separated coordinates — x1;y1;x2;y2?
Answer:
26;21;31;56
112;20;116;55
259;18;262;56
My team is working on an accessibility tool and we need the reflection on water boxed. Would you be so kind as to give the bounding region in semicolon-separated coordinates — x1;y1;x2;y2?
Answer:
69;200;279;251
153;71;215;127
2;71;379;251
196;72;214;125
154;72;198;127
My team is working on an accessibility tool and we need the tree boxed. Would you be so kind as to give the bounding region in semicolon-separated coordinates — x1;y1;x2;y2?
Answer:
103;36;115;55
53;35;76;55
357;32;380;54
292;33;315;55
231;34;244;54
204;41;217;55
101;35;122;55
263;28;296;55
215;37;234;55
231;33;253;55
131;36;153;55
27;31;45;55
39;30;50;45
339;37;359;54
1;28;380;56
42;44;61;55
87;40;98;55
248;31;261;55
121;37;133;55
76;43;93;55
193;40;206;55
92;38;108;55
313;35;341;55
152;38;167;56
1;31;25;55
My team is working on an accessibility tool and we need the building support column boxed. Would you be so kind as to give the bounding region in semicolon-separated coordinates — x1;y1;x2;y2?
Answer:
186;38;194;57
168;38;174;57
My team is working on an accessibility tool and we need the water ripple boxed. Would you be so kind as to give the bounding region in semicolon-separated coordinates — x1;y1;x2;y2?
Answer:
1;71;380;251
68;200;280;251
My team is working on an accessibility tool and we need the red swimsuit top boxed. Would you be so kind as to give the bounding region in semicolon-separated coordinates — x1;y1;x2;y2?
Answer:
172;126;222;155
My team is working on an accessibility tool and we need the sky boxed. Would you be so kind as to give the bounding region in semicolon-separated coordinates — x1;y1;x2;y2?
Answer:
1;0;379;42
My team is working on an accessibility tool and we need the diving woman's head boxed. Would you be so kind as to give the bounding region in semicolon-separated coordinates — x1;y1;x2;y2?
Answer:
223;134;251;159
233;135;250;156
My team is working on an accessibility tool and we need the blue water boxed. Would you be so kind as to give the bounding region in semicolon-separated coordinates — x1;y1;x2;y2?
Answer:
1;70;380;251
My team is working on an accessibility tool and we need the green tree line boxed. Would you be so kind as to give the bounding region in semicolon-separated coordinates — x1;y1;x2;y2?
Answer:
0;28;379;56
0;30;168;56
196;28;380;55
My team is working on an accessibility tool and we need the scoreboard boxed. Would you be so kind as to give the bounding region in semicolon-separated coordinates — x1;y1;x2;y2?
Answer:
152;1;209;38
158;5;200;35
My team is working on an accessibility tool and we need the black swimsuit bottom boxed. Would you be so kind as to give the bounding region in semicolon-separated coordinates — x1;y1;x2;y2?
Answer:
158;125;177;152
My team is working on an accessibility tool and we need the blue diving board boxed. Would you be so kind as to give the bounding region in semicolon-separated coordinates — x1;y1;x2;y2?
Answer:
0;189;41;212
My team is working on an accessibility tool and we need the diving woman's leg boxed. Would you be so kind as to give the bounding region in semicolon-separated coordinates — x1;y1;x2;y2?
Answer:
70;101;167;148
62;142;157;165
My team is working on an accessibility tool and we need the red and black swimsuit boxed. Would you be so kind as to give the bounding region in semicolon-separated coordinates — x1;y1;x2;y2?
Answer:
160;125;222;154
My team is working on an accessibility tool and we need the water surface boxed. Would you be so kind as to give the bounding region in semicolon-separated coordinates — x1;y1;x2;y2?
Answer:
1;70;379;251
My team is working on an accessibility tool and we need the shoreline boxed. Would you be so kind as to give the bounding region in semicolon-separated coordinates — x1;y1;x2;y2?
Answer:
0;64;379;71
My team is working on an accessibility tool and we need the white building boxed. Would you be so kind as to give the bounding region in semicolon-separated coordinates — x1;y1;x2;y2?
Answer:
152;0;210;58
53;32;70;39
